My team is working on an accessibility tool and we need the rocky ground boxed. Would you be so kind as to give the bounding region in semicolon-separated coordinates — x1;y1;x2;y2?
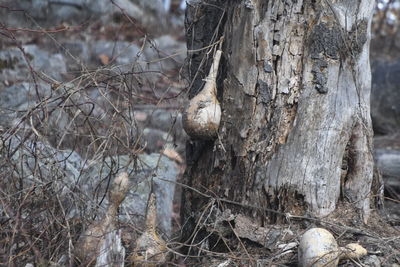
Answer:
0;0;399;266
0;0;189;265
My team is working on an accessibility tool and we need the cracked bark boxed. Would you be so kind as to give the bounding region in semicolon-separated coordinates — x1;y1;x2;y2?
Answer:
182;0;378;243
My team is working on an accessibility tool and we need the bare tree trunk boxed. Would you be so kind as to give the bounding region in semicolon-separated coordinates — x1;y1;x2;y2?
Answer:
182;0;376;242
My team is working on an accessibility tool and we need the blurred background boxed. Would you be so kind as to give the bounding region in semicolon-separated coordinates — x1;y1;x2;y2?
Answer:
371;0;400;221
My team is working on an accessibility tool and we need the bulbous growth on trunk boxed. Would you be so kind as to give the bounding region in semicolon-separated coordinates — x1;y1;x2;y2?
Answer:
182;49;222;140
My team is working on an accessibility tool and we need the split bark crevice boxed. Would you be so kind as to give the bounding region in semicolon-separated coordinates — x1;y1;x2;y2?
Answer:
182;0;377;242
344;117;374;222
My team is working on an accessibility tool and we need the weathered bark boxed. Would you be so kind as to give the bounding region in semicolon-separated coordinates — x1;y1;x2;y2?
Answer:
182;0;376;241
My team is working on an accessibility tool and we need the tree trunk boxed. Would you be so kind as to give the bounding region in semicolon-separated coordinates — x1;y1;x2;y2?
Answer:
182;0;376;243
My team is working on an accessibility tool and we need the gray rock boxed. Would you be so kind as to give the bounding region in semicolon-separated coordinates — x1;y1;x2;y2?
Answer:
60;41;90;71
22;45;66;81
86;0;114;14
0;49;32;84
0;82;52;126
138;0;170;14
375;149;400;190
0;135;92;253
0;82;76;130
101;0;145;24
141;128;173;152
0;135;86;195
0;0;177;32
144;35;186;72
0;82;34;111
149;110;180;132
128;109;187;155
24;0;49;20
148;110;187;153
1;134;179;236
375;149;400;179
0;0;144;26
51;2;83;22
6;0;93;25
90;40;146;70
374;134;400;194
371;60;400;134
85;154;178;235
384;200;400;223
0;81;114;152
0;46;69;129
0;45;67;83
363;255;381;267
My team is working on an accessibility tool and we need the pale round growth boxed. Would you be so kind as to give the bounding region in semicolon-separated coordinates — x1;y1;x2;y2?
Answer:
182;49;222;140
298;228;340;267
109;172;130;206
340;243;368;260
130;193;168;266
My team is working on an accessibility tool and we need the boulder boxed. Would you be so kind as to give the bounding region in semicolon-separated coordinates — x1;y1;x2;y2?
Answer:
147;109;187;154
0;135;86;198
371;60;400;135
0;81;107;150
59;41;91;71
0;0;144;26
89;40;146;70
85;153;178;235
0;45;67;83
0;0;184;32
141;128;174;152
144;35;186;73
1;135;179;236
0;82;53;127
374;134;400;197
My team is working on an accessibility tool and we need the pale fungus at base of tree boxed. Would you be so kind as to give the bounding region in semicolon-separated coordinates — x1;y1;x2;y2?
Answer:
298;228;368;267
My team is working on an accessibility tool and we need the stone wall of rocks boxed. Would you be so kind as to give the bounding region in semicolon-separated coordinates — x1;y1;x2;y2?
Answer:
0;1;187;264
0;0;185;32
